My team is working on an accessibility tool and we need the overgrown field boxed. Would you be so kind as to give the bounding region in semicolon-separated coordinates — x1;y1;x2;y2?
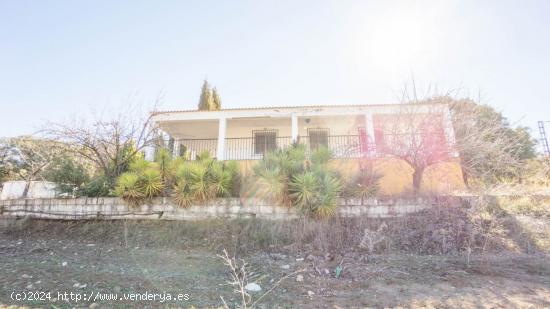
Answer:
0;197;549;308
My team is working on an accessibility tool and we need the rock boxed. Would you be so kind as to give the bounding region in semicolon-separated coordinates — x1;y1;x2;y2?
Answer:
62;262;68;267
89;303;99;308
296;258;304;262
280;264;290;270
296;274;304;282
26;284;33;289
244;282;262;292
22;274;32;279
307;290;315;296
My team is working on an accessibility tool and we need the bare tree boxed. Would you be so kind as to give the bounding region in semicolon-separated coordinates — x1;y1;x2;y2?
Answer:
378;92;536;192
375;100;453;193
9;137;66;197
0;138;16;183
43;100;161;180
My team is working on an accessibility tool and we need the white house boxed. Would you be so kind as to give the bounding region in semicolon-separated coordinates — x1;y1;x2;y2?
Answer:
151;102;457;161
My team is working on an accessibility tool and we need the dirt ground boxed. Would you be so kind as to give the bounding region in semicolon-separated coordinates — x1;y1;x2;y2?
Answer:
0;220;549;309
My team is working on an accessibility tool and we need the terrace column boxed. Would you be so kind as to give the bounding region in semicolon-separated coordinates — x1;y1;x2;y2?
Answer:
364;111;375;143
291;113;298;143
216;117;227;160
442;107;458;157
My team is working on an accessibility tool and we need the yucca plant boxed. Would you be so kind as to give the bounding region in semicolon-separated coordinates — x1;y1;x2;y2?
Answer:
140;168;163;198
254;167;288;205
289;172;319;213
155;147;172;183
208;163;233;197
254;145;343;219
313;171;342;219
115;153;167;206
171;153;238;207
173;179;192;208
115;172;145;207
253;144;307;206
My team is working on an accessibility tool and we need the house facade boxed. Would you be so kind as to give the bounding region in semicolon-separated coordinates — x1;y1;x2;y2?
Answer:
151;103;465;194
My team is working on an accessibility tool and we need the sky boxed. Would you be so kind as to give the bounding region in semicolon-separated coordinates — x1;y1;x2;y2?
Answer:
1;0;549;148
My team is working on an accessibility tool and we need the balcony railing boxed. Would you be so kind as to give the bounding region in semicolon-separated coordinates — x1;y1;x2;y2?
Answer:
174;135;377;160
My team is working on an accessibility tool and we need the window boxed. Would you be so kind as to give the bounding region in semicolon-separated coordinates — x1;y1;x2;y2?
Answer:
254;130;277;155
308;128;329;150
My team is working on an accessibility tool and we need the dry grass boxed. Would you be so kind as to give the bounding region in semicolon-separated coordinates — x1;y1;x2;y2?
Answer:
5;196;546;256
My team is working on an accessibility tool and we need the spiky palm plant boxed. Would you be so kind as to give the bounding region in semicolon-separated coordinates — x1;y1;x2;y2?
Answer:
155;147;172;183
289;172;319;213
313;172;342;219
255;167;288;204
173;179;192;208
171;154;237;207
254;144;344;219
253;144;307;206
140;168;163;198
185;162;210;201
208;163;233;197
115;172;145;207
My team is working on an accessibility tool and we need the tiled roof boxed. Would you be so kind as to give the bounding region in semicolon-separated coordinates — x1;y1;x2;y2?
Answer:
151;102;446;115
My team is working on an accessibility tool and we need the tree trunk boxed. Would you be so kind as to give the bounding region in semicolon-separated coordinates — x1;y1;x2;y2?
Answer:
412;167;424;194
461;168;470;188
22;180;31;198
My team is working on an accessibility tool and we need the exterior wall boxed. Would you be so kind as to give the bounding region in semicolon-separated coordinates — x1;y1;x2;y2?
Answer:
237;158;465;195
297;115;364;136
170;115;366;139
0;181;57;200
226;118;292;138
0;197;438;221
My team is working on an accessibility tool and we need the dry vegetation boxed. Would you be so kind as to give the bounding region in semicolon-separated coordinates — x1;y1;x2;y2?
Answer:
1;196;549;307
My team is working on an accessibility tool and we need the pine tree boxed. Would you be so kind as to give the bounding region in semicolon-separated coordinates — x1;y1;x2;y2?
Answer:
212;87;222;110
198;80;213;111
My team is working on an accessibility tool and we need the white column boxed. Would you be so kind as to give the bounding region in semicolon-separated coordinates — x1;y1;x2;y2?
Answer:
364;111;375;143
291;113;298;143
216;117;227;160
173;142;180;157
442;106;458;157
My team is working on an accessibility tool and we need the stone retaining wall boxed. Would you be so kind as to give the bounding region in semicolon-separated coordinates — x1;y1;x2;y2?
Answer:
0;197;454;221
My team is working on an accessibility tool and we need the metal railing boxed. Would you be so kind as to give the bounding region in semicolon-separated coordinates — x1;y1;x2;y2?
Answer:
175;135;377;160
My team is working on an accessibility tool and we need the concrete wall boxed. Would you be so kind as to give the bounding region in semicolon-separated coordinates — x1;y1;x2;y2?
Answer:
0;181;57;200
0;197;441;221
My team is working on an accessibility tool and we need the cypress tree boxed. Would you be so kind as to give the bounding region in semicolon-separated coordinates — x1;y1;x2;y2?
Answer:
212;87;222;110
198;80;213;111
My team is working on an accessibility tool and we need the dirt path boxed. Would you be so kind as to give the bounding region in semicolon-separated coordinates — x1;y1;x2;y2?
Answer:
1;223;549;308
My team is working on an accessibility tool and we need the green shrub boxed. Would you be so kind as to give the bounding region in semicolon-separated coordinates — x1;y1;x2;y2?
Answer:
115;153;164;206
115;172;145;207
253;144;307;206
114;149;240;208
81;174;114;197
43;156;90;197
172;151;238;207
254;145;343;219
